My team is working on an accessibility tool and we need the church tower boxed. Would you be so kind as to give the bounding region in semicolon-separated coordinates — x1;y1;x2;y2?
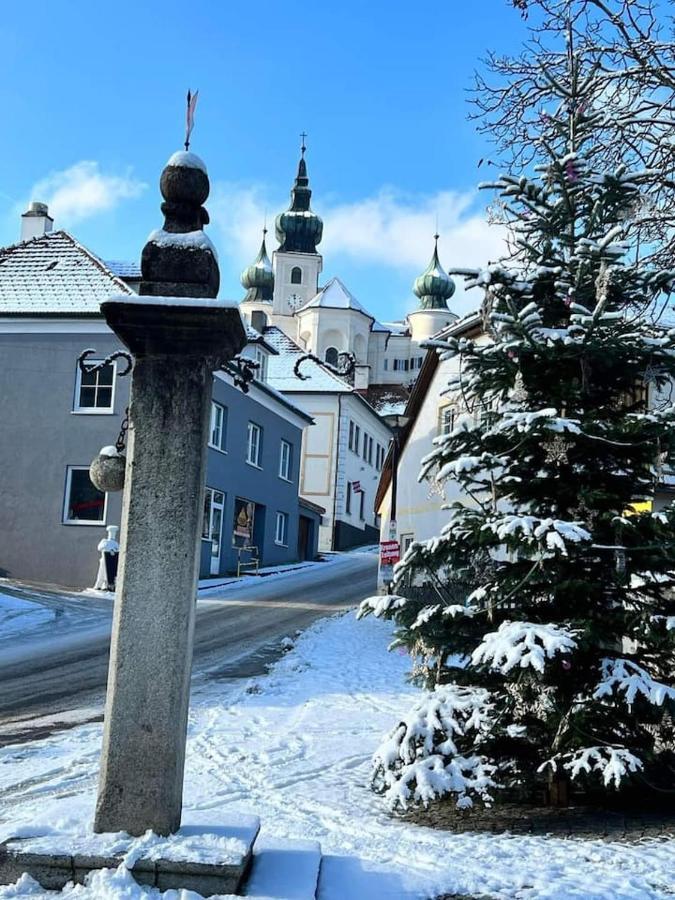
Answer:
272;139;323;325
407;234;457;342
239;227;274;328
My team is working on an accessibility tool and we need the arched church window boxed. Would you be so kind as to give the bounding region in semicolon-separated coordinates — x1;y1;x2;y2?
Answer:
325;347;339;367
291;266;302;285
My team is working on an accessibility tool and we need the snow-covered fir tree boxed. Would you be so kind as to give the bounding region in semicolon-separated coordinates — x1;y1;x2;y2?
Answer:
360;20;675;811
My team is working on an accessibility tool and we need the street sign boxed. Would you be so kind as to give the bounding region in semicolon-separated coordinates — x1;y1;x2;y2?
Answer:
380;539;400;565
389;520;397;539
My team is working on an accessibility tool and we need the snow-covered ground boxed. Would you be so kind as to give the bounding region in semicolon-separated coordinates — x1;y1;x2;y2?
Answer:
0;612;673;899
0;592;55;644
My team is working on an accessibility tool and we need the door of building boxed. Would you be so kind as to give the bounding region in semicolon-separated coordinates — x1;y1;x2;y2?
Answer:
298;515;310;561
204;488;225;575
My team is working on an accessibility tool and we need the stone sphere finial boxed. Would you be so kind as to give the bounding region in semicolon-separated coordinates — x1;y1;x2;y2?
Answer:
140;150;220;298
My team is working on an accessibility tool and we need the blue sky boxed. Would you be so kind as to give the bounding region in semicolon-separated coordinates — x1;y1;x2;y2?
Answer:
0;1;527;321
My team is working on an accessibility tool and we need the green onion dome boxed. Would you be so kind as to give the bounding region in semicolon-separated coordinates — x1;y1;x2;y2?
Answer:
275;148;323;254
413;235;456;310
241;229;274;302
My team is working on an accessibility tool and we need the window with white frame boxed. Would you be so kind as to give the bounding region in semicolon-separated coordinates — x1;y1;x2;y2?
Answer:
359;488;365;520
209;402;227;452
401;532;415;553
279;439;292;480
348;422;360;454
246;422;262;467
63;466;106;524
253;346;268;382
275;511;289;546
346;481;352;515
375;443;385;471
438;405;457;436
74;360;115;412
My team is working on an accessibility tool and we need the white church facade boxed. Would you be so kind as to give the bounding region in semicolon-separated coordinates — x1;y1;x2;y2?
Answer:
238;145;459;396
237;144;460;550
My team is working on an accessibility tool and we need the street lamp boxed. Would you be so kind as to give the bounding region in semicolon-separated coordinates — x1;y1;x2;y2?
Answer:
382;412;410;541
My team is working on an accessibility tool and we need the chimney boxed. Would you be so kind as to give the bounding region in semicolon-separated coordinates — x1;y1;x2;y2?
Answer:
21;202;53;242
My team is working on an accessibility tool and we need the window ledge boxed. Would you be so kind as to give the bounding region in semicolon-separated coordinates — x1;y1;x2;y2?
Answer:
63;520;106;527
208;444;228;455
278;475;293;483
274;541;288;548
71;409;115;416
246;461;263;470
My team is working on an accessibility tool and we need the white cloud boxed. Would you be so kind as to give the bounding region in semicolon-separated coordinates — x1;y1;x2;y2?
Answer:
209;181;507;316
212;183;504;266
25;161;146;225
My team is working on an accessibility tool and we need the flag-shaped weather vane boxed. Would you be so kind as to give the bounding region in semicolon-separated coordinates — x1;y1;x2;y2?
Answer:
185;89;199;151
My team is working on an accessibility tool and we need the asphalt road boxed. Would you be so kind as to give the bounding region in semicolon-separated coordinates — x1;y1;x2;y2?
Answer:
0;552;378;746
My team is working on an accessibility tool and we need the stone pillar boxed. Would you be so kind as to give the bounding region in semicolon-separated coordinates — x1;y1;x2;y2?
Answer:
94;150;245;836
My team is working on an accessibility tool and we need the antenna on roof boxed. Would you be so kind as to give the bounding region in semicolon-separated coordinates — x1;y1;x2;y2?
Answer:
185;89;199;151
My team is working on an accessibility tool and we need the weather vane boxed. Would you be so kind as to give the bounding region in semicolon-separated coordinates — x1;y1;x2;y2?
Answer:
185;89;199;151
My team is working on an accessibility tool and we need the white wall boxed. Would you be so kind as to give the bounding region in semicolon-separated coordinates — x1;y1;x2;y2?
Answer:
291;392;341;550
336;394;391;536
378;336;491;554
272;251;322;315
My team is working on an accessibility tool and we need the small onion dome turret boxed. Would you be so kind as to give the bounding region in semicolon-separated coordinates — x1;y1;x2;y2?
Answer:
275;145;323;254
413;235;455;310
241;229;274;302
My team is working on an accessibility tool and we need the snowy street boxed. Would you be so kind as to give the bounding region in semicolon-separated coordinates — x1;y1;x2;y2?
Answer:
1;610;673;899
0;551;377;747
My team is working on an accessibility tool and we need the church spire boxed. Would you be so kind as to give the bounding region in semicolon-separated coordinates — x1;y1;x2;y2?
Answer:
275;135;323;254
240;226;274;302
413;234;455;310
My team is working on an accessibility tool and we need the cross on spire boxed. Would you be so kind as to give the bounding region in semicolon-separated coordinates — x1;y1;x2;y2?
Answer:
300;131;308;157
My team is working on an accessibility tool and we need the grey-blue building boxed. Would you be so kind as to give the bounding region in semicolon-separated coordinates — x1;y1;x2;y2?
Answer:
0;213;321;589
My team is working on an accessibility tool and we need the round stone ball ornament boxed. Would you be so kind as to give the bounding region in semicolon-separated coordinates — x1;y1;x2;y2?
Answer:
90;445;126;493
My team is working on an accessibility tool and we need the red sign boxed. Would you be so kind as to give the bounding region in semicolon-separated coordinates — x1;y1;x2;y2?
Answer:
352;480;362;493
380;540;400;565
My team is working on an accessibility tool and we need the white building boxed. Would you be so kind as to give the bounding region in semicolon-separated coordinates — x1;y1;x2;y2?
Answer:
375;313;486;561
236;145;462;551
238;145;459;402
263;325;391;551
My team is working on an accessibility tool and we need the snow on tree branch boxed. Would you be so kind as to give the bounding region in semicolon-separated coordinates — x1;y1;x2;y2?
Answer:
539;746;643;789
372;685;497;810
356;594;407;620
471;621;578;674
594;658;675;708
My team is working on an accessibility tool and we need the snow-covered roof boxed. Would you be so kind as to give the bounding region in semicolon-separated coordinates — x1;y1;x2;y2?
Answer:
380;320;409;336
263;326;354;393
105;260;142;279
245;323;278;354
297;277;374;321
0;231;133;315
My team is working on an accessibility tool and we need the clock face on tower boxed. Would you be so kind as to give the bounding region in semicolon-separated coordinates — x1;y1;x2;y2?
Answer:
287;293;303;313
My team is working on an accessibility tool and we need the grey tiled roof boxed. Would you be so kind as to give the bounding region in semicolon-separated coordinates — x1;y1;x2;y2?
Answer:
0;231;133;315
105;259;142;279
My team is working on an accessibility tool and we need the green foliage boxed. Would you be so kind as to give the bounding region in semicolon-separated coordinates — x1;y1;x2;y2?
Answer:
362;40;675;805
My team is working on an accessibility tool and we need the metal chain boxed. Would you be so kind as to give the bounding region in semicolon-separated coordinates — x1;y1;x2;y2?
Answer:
115;408;130;453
